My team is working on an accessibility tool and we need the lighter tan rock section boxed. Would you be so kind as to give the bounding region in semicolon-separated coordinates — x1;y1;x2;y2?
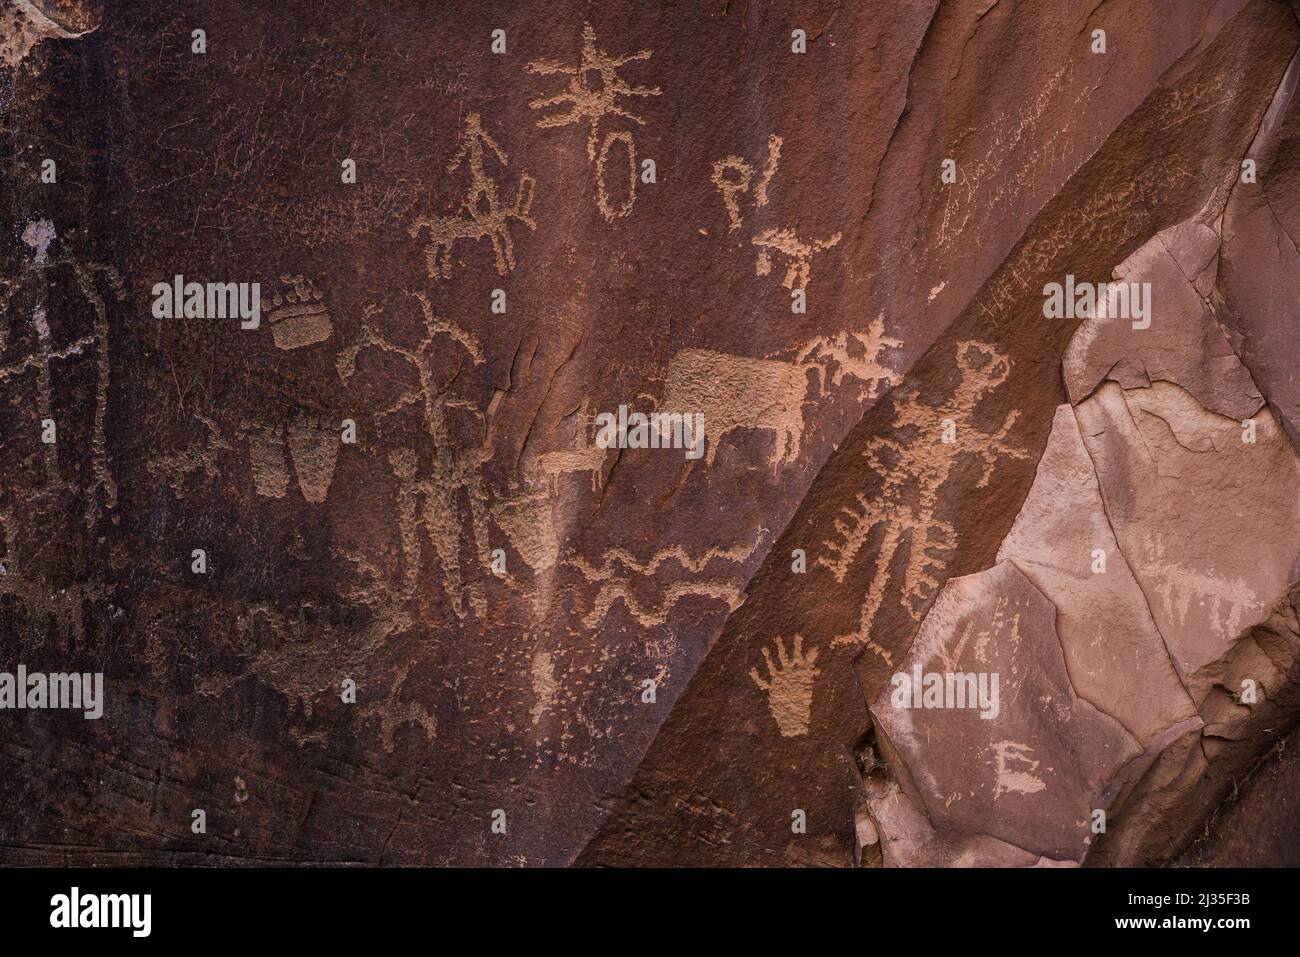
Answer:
997;404;1197;744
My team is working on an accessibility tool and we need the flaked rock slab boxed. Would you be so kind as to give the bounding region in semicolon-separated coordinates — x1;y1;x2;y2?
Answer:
1074;380;1300;696
868;560;1140;863
997;404;1197;744
1062;222;1260;421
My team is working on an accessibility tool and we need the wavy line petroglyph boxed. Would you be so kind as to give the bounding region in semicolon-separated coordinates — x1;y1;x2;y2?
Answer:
825;341;1027;651
567;533;764;629
410;113;536;280
526;22;661;221
749;635;820;737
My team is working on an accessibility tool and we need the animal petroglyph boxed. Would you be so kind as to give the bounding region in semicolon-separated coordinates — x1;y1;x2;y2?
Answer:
657;326;903;471
825;341;1027;649
750;635;820;737
524;400;608;495
796;314;903;399
711;134;782;231
660;349;809;469
198;596;433;752
266;275;332;350
752;227;842;291
338;295;495;619
526;23;661;221
531;444;607;494
410;113;536;280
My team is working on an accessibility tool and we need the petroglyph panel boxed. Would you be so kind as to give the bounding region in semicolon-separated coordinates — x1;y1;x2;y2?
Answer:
9;0;1300;875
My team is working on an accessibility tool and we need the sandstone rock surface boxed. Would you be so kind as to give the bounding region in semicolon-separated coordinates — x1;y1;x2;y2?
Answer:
2;0;1299;867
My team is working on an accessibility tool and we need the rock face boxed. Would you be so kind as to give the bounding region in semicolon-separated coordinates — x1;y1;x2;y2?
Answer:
2;0;1300;867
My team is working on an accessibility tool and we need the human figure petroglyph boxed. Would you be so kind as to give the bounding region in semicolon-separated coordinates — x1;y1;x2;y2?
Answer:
752;226;842;291
1147;536;1258;645
410;113;536;280
749;635;820;738
0;221;122;530
338;295;495;618
526;22;661;221
825;341;1028;650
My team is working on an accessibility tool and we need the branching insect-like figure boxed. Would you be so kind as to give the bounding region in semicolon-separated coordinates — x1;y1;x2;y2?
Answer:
823;341;1028;650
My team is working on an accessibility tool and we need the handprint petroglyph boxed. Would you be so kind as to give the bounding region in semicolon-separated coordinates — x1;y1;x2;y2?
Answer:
750;635;821;737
